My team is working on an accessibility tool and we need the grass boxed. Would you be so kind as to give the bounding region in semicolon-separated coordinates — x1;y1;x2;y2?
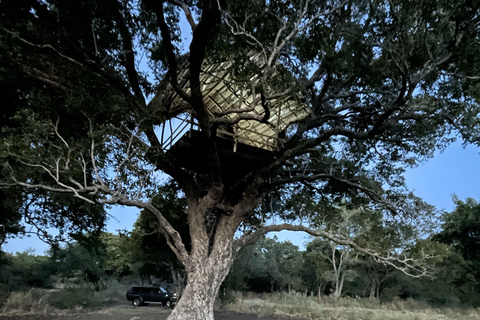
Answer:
0;281;132;316
3;286;480;319
1;289;53;315
223;292;480;320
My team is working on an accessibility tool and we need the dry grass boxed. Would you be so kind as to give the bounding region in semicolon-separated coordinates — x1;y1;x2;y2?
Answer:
3;288;480;320
1;289;56;316
0;281;131;316
223;292;480;320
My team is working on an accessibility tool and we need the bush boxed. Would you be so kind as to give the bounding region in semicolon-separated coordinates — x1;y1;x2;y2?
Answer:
48;287;98;309
1;289;49;314
0;281;132;314
48;280;133;309
95;280;131;304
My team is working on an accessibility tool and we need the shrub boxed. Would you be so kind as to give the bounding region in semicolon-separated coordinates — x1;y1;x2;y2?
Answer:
47;287;99;309
1;289;49;314
95;280;130;304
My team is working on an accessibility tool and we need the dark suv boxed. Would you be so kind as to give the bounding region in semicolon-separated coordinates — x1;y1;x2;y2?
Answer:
126;286;177;307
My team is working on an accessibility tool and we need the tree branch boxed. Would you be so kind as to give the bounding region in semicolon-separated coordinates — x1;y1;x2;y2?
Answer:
150;2;192;105
1;27;84;67
189;0;224;132
167;0;197;31
113;1;146;105
103;194;189;263
234;223;431;277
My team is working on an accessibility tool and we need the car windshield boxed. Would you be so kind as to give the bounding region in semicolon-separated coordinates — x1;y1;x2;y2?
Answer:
160;287;167;293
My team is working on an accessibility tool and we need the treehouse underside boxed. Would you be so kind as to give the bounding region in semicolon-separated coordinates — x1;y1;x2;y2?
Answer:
160;54;309;181
168;130;274;185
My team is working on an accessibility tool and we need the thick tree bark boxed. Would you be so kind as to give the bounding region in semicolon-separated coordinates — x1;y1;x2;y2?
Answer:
369;279;376;299
167;206;239;320
167;250;234;320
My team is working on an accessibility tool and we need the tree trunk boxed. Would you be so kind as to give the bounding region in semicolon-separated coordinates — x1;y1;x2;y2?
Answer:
167;253;233;320
369;279;377;299
166;205;239;320
171;269;185;296
334;273;345;299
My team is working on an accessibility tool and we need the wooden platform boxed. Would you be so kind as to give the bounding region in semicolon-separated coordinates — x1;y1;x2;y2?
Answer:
169;130;274;185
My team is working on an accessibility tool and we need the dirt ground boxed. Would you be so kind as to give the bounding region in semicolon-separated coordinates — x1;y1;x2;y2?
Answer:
0;305;299;320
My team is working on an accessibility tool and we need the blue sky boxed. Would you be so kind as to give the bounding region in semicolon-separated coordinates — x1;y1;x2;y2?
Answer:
3;140;479;254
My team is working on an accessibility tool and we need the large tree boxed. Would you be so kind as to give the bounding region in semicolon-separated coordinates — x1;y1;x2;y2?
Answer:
1;0;479;319
433;197;480;295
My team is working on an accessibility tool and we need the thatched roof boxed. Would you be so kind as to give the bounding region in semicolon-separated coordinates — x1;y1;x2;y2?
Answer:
162;54;310;151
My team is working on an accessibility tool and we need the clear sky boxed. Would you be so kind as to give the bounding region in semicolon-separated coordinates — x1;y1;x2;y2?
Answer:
3;140;479;255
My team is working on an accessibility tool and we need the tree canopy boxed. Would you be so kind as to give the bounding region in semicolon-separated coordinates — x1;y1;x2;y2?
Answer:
1;0;480;319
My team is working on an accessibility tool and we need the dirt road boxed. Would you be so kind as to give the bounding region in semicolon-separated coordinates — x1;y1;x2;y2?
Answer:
0;305;298;320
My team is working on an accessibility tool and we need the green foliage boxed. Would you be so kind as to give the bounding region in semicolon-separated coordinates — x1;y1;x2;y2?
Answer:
1;281;133;313
430;197;480;301
9;250;53;288
225;237;304;294
0;185;23;245
0;249;56;308
434;197;480;262
126;183;188;283
49;232;138;290
0;250;54;292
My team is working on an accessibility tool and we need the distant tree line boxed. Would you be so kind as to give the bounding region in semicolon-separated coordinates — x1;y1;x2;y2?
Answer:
1;196;480;308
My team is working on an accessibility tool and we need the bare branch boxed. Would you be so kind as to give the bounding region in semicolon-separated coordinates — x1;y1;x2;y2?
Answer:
217;2;267;60
219;0;345;78
266;172;401;215
102;194;189;263
2;27;84;66
3;120;191;263
235;223;431;277
167;0;197;31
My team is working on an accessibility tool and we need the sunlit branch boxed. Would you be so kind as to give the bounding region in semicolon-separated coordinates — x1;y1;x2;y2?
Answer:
21;66;65;89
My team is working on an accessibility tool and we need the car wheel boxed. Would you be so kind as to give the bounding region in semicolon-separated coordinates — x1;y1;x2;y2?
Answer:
132;298;142;306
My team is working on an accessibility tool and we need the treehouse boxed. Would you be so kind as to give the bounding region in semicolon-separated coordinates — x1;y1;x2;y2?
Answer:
158;54;310;183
